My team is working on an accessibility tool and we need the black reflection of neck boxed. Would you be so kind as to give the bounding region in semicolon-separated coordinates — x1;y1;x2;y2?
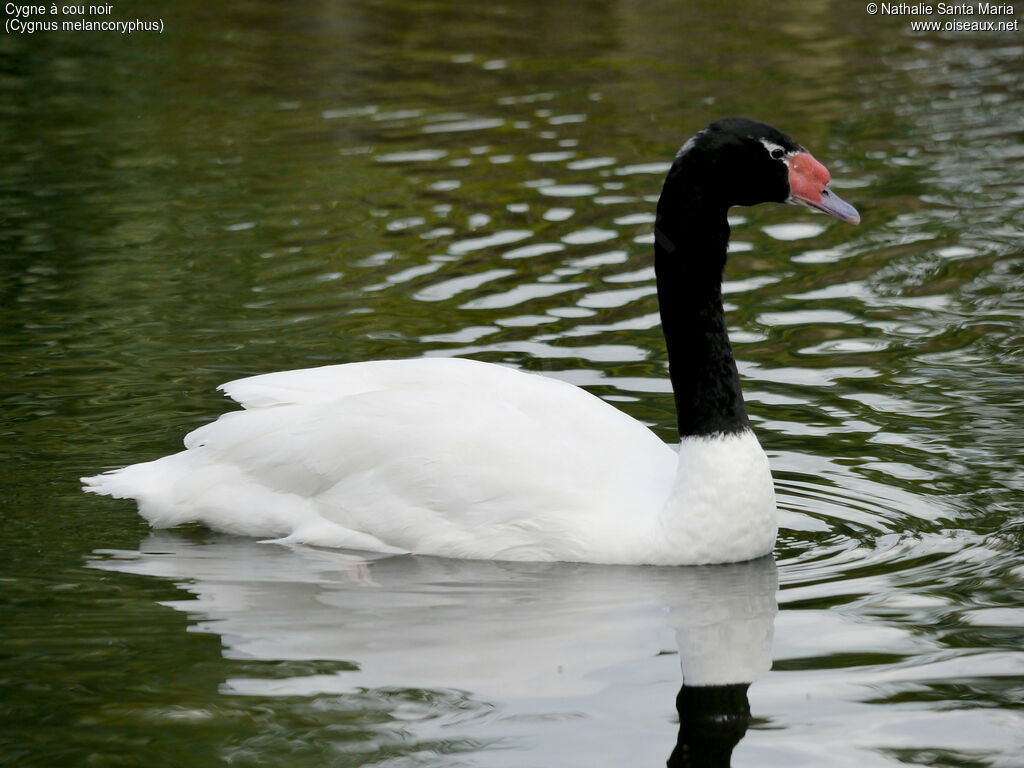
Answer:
667;683;752;768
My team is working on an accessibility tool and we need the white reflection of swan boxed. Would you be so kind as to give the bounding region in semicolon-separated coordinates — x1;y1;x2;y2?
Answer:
92;534;777;763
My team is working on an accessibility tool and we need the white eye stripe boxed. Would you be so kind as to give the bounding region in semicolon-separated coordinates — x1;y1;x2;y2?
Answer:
758;138;797;162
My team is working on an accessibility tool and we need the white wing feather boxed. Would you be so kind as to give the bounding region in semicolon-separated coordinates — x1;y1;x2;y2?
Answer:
85;358;677;562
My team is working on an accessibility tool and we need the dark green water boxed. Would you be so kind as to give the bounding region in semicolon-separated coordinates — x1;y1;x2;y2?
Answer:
2;1;1022;766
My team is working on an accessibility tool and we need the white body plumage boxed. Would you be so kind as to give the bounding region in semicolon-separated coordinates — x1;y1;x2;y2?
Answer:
83;357;777;566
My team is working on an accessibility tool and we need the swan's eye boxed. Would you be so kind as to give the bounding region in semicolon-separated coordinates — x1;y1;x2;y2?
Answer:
757;138;789;162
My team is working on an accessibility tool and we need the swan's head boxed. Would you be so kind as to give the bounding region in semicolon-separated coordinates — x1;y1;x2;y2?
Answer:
670;117;860;224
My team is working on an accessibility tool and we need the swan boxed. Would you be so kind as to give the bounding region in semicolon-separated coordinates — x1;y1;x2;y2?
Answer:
83;117;860;566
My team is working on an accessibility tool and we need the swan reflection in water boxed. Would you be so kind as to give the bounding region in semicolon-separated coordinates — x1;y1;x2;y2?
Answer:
92;535;777;766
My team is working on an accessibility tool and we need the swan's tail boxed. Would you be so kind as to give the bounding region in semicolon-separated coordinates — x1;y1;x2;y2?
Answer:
82;453;203;529
83;461;161;499
81;453;399;552
83;451;287;535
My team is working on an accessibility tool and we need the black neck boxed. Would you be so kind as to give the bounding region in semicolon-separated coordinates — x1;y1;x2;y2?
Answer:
654;185;750;439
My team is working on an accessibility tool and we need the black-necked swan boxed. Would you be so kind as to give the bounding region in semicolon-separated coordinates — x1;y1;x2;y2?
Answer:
83;117;860;566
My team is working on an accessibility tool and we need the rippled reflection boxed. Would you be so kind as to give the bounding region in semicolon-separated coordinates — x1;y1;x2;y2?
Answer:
93;535;777;766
